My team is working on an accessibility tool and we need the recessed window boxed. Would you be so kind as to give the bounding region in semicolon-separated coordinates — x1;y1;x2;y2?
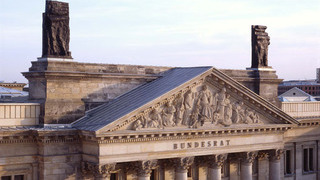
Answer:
222;161;230;178
293;93;296;95
1;175;24;180
284;150;293;175
1;176;11;180
187;167;192;178
110;173;117;180
303;147;314;173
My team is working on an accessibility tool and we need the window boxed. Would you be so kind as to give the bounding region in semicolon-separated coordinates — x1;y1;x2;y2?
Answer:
110;173;117;180
187;167;192;178
1;176;11;180
284;150;293;175
221;161;230;178
1;175;24;180
303;147;314;173
150;169;159;180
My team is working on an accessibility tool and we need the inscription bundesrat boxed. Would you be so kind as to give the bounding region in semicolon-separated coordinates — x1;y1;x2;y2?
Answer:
173;140;230;150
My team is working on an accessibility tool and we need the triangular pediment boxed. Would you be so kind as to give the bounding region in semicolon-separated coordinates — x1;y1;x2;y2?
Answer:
91;68;298;134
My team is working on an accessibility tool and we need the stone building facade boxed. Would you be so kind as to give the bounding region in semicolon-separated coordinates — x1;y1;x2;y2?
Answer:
0;1;319;180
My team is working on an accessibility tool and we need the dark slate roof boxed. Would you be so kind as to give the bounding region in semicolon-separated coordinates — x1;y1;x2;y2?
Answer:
279;80;320;86
72;67;212;131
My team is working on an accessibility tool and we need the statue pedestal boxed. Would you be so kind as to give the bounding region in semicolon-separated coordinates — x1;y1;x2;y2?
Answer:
37;57;73;62
246;67;275;71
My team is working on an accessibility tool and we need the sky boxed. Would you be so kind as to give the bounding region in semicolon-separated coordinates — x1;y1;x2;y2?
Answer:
0;0;320;83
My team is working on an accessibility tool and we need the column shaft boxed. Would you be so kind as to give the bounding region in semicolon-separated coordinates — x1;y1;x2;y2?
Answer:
138;174;150;180
269;160;280;180
241;162;252;180
175;169;188;180
208;167;221;180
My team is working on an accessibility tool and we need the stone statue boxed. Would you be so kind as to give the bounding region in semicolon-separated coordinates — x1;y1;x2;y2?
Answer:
147;108;162;128
133;119;143;130
251;25;270;68
232;101;245;123
182;90;195;125
161;101;176;127
197;85;213;124
222;94;232;126
42;0;72;58
174;93;185;126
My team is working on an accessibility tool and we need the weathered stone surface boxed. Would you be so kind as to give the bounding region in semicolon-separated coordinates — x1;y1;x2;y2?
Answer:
22;61;171;124
251;25;270;68
42;1;71;58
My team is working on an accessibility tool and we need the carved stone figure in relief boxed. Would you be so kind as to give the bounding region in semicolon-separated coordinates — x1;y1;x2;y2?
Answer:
182;90;195;125
216;88;227;119
197;85;213;123
211;91;219;113
174;93;185;126
232;101;245;123
133;119;143;130
190;105;200;128
222;95;233;126
162;101;176;127
148;107;162;128
244;109;260;124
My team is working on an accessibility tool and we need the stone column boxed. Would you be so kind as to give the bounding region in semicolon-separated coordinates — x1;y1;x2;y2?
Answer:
257;152;269;180
81;162;116;180
269;149;283;180
174;157;194;180
240;152;257;180
208;154;228;180
136;160;158;180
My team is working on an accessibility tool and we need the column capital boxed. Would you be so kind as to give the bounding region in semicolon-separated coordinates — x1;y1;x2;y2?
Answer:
269;149;284;161
81;161;116;178
173;156;194;172
135;160;158;176
257;151;269;161
208;154;228;169
240;151;258;164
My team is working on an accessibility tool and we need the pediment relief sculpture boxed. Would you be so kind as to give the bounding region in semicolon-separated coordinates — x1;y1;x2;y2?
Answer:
132;82;262;131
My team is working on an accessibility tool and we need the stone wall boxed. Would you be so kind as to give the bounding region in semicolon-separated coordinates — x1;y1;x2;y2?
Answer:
221;69;282;107
23;61;171;124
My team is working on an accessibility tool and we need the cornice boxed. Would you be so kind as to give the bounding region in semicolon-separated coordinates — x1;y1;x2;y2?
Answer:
22;71;160;80
87;125;292;144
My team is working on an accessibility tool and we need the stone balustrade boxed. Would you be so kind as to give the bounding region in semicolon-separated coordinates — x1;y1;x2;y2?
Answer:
281;101;320;117
0;103;40;126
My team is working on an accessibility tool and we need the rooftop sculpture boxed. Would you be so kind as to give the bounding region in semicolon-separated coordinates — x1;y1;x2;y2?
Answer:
251;25;270;68
42;0;72;59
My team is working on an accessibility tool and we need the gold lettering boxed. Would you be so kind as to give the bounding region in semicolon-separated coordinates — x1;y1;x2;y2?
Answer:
181;143;185;149
174;144;178;149
187;142;192;148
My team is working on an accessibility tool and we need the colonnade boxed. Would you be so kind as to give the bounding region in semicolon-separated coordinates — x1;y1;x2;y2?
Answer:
82;149;283;180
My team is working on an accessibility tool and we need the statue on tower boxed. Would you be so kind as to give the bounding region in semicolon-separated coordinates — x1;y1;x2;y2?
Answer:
42;0;72;59
251;25;270;68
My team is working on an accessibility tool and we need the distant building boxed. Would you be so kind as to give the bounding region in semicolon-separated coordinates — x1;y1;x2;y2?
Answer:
278;68;320;99
0;82;27;91
0;86;28;102
278;87;317;102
